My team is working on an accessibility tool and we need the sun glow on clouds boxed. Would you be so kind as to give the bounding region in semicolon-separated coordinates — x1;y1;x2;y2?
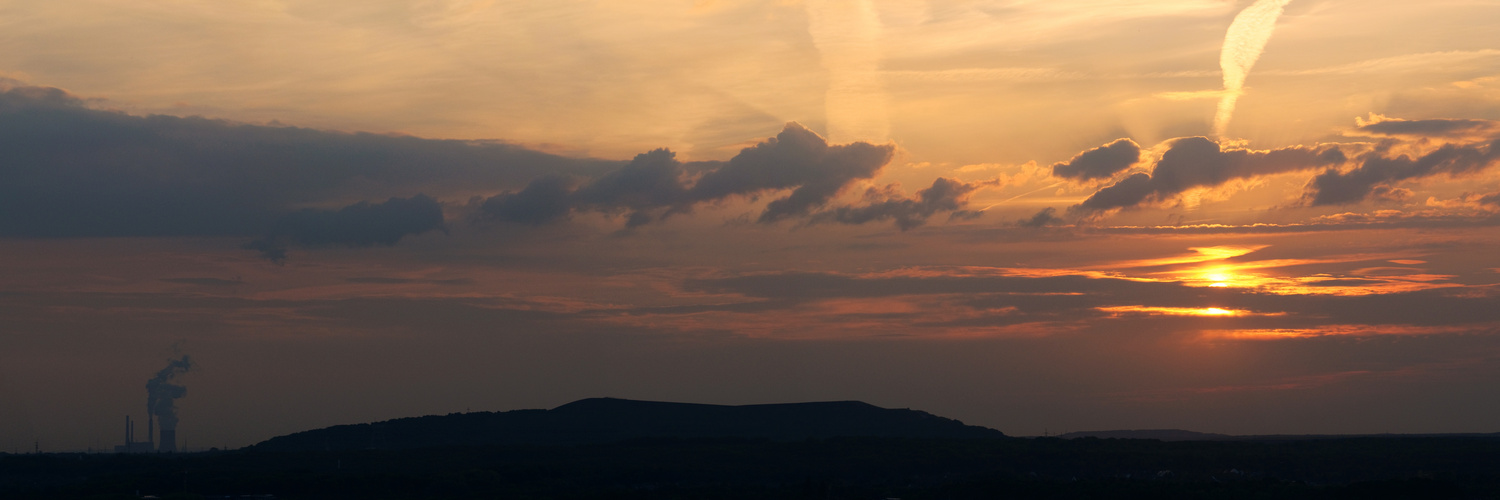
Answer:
1077;245;1461;296
866;248;1462;298
1090;245;1267;270
1098;306;1259;317
1165;260;1462;296
1207;323;1500;340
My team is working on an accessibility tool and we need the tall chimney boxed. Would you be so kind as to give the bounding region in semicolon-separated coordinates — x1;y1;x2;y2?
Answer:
147;412;155;451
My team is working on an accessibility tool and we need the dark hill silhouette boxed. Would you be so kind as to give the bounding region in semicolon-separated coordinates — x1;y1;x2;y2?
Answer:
251;398;1005;451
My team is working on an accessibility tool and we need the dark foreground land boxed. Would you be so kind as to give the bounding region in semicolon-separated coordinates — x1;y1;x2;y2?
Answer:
6;436;1500;499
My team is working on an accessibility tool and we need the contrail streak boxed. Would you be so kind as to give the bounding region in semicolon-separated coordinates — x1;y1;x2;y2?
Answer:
806;0;888;143
1214;0;1293;137
978;182;1065;211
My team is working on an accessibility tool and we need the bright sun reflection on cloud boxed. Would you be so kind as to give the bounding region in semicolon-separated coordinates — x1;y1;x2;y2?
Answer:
1134;251;1458;296
1172;263;1282;290
1086;245;1267;270
1199;267;1237;287
1098;306;1257;317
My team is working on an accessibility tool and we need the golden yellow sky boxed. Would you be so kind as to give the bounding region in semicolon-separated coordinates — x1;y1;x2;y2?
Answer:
2;0;1499;450
3;0;1493;159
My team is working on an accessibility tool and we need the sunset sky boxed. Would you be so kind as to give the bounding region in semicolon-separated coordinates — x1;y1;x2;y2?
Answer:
4;0;1500;451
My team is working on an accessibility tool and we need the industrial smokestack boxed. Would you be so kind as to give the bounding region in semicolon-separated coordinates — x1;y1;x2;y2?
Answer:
119;415;150;453
146;355;192;453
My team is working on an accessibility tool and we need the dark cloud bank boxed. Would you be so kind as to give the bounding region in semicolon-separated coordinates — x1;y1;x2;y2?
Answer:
244;195;447;263
1351;116;1500;140
0;84;991;261
0;83;618;260
1305;139;1500;206
11;80;1494;255
0;84;615;241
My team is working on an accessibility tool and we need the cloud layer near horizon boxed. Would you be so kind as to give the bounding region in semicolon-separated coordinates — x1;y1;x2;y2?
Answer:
11;79;1500;260
478;124;993;231
0;84;993;261
479;123;901;227
1052;116;1500;219
0;83;616;239
1068;136;1346;214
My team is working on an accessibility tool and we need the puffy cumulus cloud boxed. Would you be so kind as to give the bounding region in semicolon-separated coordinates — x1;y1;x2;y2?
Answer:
480;123;898;228
692;123;896;223
1018;207;1064;228
1050;138;1141;181
1062;117;1500;215
1351;114;1500;141
476;148;695;229
244;195;447;263
810;177;989;230
1074;172;1154;213
478;175;582;226
573;148;695;221
1305;139;1500;206
1148;138;1346;195
1071;137;1346;214
0;83;616;239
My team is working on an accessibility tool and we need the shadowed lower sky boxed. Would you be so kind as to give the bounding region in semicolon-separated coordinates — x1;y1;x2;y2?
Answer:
2;0;1500;451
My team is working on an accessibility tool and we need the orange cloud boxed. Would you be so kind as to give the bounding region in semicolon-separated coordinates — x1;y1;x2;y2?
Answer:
1097;306;1269;317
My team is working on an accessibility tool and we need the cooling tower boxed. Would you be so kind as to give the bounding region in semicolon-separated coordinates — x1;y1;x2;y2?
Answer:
159;429;177;453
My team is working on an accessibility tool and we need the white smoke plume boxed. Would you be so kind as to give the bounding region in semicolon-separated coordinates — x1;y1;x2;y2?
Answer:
1214;0;1294;137
146;355;193;434
806;0;889;143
